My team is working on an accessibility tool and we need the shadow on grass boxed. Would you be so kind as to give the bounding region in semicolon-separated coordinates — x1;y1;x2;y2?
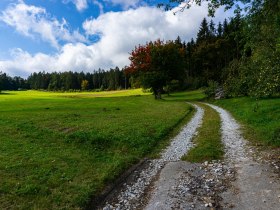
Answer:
162;90;206;102
0;92;16;95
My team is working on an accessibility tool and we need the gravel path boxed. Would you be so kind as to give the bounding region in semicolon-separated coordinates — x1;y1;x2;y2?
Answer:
144;160;235;210
145;103;280;210
207;103;280;209
101;103;279;210
101;104;204;210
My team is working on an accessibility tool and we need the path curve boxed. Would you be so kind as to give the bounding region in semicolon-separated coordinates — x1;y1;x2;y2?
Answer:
102;104;204;210
206;103;280;209
103;103;279;210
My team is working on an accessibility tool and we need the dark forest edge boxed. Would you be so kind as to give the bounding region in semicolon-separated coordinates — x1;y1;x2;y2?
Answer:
1;0;280;99
0;68;129;92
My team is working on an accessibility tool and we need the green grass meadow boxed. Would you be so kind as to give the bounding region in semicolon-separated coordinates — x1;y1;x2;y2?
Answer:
1;88;278;209
214;97;280;147
0;89;196;209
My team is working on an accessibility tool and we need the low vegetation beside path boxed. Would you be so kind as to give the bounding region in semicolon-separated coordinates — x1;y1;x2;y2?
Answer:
214;97;280;147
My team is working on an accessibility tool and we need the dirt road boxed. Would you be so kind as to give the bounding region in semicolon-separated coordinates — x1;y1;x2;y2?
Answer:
100;103;280;210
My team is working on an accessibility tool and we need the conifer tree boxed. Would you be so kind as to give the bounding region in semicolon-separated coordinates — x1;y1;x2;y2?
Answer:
197;18;210;43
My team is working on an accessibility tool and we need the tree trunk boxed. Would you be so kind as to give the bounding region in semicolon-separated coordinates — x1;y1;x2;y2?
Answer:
157;89;162;99
153;88;162;99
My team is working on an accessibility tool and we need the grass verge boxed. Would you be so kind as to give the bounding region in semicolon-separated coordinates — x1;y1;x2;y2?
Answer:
182;103;224;162
148;105;195;159
214;97;280;147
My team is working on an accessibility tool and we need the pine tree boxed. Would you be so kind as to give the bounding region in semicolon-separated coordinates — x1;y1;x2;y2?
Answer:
197;18;210;43
223;19;229;37
175;36;183;48
209;19;216;38
217;22;223;37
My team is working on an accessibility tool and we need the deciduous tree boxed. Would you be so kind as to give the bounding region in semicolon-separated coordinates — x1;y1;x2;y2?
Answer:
81;80;89;91
126;40;186;99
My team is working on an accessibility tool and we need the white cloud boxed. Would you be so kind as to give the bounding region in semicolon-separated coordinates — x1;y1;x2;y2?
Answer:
63;0;141;11
1;1;87;49
82;3;232;67
0;44;98;78
63;0;88;11
62;0;142;13
104;0;142;9
74;0;88;11
1;3;233;77
93;0;104;14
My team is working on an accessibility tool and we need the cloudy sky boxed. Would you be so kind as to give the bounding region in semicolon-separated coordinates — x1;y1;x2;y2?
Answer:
0;0;234;78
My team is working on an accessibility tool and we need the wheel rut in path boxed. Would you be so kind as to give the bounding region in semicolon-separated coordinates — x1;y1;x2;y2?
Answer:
101;104;204;210
207;103;280;210
145;103;232;210
101;103;279;210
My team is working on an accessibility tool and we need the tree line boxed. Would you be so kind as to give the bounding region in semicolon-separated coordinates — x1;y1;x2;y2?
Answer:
0;73;29;92
27;67;129;91
125;12;246;98
126;0;280;98
1;0;279;98
0;67;129;92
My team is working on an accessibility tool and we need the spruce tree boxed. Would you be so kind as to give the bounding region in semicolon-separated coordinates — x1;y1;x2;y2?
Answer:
197;18;210;43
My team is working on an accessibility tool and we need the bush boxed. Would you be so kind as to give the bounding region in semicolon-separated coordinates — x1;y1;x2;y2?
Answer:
204;80;219;98
185;77;204;90
223;59;252;97
164;80;181;94
249;51;280;98
223;48;280;98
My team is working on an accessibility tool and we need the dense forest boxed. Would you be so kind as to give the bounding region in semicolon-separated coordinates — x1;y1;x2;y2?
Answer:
27;67;128;91
1;0;279;97
0;68;128;91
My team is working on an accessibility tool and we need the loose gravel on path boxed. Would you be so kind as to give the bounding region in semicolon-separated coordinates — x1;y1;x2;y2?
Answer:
207;103;280;210
145;160;235;210
145;103;280;210
101;104;204;210
101;103;279;210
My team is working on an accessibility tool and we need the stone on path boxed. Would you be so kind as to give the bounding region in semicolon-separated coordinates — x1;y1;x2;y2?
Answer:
207;103;280;210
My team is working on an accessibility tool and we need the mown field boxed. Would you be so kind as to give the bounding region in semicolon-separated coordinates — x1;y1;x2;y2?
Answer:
0;89;195;209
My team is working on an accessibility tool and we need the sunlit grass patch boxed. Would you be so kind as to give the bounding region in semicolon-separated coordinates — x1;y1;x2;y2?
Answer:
0;89;193;209
0;88;150;100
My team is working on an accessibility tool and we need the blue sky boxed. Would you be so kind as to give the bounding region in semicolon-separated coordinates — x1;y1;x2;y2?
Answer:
0;0;234;77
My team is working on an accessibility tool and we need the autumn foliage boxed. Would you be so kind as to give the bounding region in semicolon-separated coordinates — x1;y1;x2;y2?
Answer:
125;43;152;75
125;40;186;99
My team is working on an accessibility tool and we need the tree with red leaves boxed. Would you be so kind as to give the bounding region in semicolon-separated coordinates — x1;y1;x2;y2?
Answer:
125;40;186;99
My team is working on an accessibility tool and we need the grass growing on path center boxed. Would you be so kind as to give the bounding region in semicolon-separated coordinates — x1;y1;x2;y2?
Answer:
182;103;224;162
